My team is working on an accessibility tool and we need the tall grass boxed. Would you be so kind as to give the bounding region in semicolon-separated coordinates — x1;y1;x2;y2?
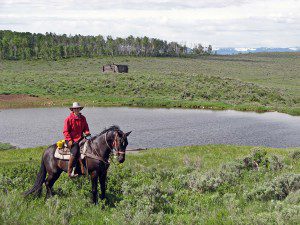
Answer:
0;54;299;115
0;145;299;224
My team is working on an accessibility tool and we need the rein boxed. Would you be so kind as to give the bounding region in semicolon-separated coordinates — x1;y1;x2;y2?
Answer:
86;130;125;164
105;131;126;155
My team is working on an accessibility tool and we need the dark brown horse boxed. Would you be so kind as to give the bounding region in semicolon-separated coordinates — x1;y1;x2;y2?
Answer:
24;126;131;204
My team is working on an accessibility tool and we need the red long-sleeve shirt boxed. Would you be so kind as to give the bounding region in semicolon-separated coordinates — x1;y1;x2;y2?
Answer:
63;113;90;142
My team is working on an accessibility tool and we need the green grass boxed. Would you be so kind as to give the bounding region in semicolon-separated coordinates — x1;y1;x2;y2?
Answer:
0;53;299;115
0;145;299;224
0;142;16;151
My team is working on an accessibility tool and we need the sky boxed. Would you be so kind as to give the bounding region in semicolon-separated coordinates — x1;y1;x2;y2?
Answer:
0;0;300;48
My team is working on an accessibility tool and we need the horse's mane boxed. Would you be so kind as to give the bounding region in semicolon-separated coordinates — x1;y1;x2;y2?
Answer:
99;125;121;135
91;125;121;141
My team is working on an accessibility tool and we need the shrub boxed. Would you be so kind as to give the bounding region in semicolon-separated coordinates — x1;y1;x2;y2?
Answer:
0;142;17;151
245;173;300;201
289;150;300;160
243;148;285;171
284;189;300;204
186;148;285;193
187;170;223;192
268;154;284;171
118;181;172;224
183;155;202;171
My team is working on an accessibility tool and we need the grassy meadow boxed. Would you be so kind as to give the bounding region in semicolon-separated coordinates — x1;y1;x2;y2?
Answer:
0;144;300;224
1;53;300;222
0;53;299;115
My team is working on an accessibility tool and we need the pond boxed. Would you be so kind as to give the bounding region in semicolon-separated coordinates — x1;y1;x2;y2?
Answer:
0;107;299;149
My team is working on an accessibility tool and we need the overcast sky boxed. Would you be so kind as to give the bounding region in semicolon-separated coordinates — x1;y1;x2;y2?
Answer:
1;0;299;48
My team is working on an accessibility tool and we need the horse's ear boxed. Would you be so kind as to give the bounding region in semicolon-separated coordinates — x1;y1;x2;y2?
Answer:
125;131;132;137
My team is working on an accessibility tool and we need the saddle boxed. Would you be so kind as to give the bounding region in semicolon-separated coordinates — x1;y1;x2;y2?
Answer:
54;139;89;160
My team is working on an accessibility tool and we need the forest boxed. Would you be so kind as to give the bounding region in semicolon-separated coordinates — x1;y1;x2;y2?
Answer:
0;30;213;60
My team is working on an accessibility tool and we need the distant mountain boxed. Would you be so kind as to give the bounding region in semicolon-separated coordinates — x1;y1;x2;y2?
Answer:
214;47;300;55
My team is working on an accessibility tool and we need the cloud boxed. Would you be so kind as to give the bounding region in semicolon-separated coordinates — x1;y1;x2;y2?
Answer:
1;0;250;11
0;0;300;47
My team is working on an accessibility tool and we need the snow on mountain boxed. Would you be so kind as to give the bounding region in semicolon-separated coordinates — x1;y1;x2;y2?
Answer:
215;47;300;55
234;48;256;52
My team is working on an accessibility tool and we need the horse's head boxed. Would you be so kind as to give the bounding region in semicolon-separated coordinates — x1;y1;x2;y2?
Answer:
112;130;132;163
94;126;132;163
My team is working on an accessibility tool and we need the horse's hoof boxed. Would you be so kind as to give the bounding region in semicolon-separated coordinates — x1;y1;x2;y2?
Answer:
45;194;53;200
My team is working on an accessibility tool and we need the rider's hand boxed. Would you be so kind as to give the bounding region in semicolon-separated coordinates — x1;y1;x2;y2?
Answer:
85;134;92;140
68;140;73;148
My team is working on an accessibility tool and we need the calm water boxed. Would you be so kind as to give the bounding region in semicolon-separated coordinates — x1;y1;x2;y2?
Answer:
0;107;299;149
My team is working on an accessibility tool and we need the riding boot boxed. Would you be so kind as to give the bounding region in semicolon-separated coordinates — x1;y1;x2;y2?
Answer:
78;158;85;175
68;155;78;178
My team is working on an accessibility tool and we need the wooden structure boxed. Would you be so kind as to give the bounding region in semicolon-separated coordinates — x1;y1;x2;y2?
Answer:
102;64;128;73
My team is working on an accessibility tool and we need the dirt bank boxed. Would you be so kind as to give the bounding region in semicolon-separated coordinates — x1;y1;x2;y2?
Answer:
0;94;54;109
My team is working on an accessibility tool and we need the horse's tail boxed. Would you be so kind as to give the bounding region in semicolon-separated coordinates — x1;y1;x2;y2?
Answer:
23;157;47;197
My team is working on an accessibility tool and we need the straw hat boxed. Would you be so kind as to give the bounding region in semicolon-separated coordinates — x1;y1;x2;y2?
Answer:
69;102;84;111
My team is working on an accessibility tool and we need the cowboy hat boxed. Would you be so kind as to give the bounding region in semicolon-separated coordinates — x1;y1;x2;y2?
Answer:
69;102;84;111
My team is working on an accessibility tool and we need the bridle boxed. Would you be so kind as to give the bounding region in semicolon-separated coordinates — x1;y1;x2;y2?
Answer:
85;130;126;164
105;131;126;155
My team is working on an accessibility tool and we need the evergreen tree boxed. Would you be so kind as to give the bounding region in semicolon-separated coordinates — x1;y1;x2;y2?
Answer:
0;30;212;60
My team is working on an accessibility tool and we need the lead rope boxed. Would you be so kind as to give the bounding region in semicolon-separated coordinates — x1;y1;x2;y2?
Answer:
105;131;117;152
82;157;89;188
85;155;89;176
89;136;102;163
105;131;117;165
82;140;90;185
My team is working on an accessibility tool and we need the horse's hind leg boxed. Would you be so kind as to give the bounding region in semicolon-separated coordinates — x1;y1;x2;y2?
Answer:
45;171;62;199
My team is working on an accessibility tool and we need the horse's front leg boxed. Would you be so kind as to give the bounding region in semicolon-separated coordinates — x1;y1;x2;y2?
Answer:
91;171;99;204
99;168;108;200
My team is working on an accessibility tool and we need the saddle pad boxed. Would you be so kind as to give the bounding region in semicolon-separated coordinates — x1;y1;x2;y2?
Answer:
58;146;70;155
54;142;89;160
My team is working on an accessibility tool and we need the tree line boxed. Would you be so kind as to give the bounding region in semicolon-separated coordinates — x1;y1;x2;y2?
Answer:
0;30;213;60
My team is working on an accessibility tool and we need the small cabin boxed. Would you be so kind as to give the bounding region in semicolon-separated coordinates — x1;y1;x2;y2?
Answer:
102;64;128;73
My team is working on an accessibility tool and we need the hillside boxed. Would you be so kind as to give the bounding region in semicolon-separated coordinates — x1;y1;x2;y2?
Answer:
0;53;299;115
0;145;299;224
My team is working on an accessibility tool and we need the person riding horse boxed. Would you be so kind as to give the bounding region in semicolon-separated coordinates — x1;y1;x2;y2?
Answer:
63;102;91;178
25;125;131;203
